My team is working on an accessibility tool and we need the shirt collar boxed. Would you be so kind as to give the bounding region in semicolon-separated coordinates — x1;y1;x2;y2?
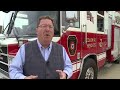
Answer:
37;39;52;50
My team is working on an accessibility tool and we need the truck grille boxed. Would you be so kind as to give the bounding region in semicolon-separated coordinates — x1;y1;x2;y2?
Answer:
0;46;8;72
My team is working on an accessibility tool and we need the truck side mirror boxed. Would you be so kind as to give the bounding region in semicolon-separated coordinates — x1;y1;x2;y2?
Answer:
65;11;78;23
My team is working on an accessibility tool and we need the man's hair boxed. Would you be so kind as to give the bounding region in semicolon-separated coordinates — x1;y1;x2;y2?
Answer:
37;16;55;27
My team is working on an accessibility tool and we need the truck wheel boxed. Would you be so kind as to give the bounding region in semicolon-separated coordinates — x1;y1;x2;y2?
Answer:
80;58;98;79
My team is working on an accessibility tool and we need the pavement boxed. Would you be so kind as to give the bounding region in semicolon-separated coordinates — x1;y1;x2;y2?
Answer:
98;63;120;79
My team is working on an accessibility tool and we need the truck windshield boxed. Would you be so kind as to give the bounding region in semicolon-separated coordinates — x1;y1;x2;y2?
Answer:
9;11;60;37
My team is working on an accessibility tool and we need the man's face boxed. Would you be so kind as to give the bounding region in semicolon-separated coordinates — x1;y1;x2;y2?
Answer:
36;19;54;45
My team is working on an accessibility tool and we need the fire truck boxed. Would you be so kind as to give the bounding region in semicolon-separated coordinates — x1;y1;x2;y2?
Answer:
0;11;120;79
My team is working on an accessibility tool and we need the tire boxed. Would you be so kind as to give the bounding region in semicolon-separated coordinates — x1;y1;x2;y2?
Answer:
80;58;98;79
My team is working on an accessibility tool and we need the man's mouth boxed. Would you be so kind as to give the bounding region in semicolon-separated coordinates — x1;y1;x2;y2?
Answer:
45;34;50;36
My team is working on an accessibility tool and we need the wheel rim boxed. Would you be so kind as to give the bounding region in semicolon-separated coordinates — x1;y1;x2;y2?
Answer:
85;67;94;79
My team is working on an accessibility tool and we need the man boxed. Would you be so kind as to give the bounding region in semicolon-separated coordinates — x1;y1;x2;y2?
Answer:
9;16;73;79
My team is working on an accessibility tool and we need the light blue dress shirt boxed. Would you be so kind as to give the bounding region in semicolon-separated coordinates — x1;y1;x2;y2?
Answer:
9;39;73;79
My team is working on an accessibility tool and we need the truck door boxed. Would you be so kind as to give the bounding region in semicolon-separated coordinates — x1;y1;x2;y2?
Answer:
61;11;83;77
61;11;81;61
81;11;97;57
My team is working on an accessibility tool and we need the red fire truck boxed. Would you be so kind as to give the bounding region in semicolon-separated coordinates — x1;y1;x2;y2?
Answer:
0;11;120;79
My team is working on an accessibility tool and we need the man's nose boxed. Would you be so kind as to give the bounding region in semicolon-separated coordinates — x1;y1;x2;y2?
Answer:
45;26;52;31
45;27;50;31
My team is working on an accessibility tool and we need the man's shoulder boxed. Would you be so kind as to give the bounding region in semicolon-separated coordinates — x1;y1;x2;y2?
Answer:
25;40;37;46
